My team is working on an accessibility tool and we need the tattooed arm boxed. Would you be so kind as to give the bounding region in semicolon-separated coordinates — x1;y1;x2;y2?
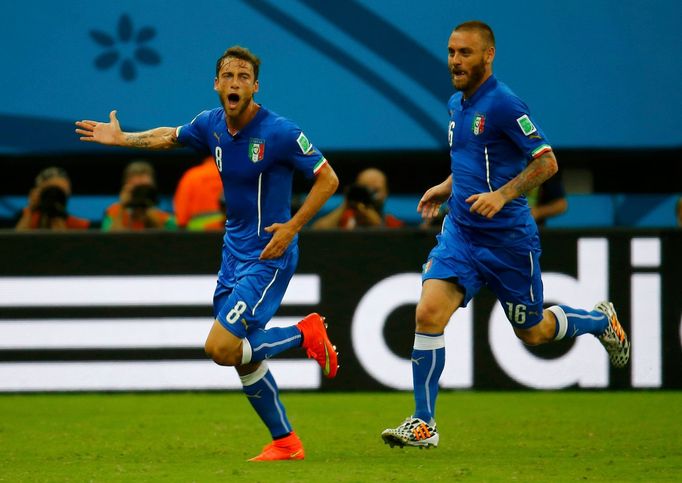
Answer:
499;151;558;202
466;151;558;219
75;110;180;150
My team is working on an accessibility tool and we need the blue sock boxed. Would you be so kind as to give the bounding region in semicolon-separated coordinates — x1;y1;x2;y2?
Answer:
240;363;292;439
412;332;445;423
549;305;609;340
241;326;302;364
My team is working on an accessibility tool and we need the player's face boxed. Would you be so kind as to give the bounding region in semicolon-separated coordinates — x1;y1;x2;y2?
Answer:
448;30;494;97
214;58;259;117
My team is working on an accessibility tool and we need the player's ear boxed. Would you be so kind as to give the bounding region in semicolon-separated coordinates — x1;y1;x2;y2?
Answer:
253;79;259;94
213;77;218;91
486;46;496;65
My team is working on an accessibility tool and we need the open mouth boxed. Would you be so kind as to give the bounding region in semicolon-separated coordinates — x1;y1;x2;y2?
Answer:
227;93;240;108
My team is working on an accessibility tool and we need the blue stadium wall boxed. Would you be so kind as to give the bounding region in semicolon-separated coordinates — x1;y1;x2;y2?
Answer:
1;0;681;154
0;230;679;392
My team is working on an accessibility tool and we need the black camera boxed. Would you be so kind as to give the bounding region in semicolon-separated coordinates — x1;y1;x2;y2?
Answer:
345;183;377;208
38;185;68;218
126;184;158;209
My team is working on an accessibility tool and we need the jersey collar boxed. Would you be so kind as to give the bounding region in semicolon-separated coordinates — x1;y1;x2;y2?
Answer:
225;105;268;138
462;75;498;108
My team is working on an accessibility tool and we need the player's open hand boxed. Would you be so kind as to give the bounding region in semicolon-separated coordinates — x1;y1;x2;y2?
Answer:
466;191;506;219
75;110;124;146
418;184;450;219
260;222;296;260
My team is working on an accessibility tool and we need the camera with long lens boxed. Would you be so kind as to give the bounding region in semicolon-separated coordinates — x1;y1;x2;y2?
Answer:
126;184;158;209
37;185;68;219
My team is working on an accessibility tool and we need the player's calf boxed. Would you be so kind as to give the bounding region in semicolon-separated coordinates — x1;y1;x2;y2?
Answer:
513;312;556;346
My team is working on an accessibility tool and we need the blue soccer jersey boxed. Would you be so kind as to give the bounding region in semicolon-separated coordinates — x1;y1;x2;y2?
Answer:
446;75;552;245
177;106;327;260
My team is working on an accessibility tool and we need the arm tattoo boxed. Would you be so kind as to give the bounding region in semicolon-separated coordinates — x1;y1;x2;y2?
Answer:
499;152;557;201
126;132;155;148
125;127;179;149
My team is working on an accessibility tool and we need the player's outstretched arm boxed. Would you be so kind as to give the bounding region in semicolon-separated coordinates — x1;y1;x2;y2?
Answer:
75;110;180;150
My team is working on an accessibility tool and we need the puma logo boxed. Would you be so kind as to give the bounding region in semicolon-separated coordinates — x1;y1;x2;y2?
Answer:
411;356;425;366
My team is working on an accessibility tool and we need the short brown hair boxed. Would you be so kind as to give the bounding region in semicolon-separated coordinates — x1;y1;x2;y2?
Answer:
215;46;261;80
123;160;155;185
35;166;69;186
454;21;495;48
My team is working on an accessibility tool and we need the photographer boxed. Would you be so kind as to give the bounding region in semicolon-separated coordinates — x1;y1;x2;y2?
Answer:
15;167;90;231
312;168;404;229
101;161;176;231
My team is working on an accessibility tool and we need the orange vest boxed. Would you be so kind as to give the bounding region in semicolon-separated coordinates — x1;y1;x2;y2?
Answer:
23;208;90;229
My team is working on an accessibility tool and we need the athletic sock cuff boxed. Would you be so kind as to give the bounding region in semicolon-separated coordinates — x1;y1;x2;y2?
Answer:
548;305;568;340
413;332;445;350
241;338;253;365
239;362;268;386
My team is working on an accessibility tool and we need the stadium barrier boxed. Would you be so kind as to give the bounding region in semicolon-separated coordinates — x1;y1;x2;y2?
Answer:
0;229;679;392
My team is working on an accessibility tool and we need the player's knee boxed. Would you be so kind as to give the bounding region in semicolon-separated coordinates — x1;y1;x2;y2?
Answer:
204;340;241;366
415;302;449;332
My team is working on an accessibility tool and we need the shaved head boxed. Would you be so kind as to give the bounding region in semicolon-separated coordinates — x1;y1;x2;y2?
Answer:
453;21;495;49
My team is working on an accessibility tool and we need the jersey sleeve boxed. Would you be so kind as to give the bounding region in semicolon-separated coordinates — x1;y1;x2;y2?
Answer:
278;121;328;179
496;95;552;160
176;110;212;155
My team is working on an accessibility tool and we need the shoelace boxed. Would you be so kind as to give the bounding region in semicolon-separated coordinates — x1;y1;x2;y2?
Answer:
610;318;626;342
412;423;432;440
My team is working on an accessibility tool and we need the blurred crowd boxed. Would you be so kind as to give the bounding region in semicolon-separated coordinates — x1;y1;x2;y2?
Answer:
14;158;225;232
11;159;586;232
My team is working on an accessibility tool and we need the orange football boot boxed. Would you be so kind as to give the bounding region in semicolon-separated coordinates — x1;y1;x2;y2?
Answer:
297;313;339;378
248;432;305;462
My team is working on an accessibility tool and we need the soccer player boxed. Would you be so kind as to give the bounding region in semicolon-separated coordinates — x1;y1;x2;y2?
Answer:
75;46;339;461
381;21;630;449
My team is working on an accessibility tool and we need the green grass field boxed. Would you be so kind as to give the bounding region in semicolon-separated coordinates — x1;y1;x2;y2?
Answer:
1;391;680;482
